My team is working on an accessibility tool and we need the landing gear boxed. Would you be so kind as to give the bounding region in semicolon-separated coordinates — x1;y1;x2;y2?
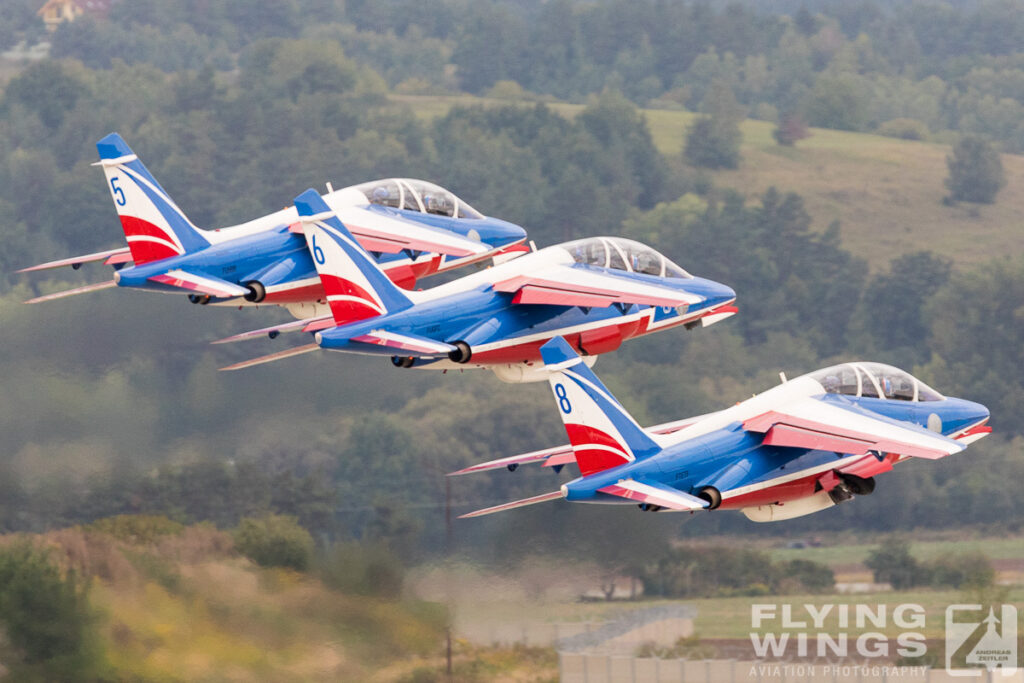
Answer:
188;294;212;305
391;356;416;368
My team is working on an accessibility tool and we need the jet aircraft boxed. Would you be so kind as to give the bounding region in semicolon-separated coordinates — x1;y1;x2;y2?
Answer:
452;337;991;519
20;134;527;320
219;189;738;382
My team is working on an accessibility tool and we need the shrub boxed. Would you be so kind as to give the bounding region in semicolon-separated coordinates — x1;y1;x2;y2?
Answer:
945;135;1005;204
865;539;926;589
684;115;741;169
929;554;995;590
318;541;404;598
877;118;929;141
0;542;104;676
781;559;835;593
233;515;314;571
773;111;809;146
83;514;184;545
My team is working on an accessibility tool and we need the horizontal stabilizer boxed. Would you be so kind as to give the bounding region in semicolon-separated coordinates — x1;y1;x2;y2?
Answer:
219;343;319;371
19;247;131;273
598;479;709;511
448;445;576;476
149;269;250;298
349;330;455;356
212;315;333;344
447;413;718;477
458;490;564;518
24;280;117;304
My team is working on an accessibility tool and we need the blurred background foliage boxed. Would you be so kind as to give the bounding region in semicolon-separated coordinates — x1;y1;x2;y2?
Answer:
0;0;1021;590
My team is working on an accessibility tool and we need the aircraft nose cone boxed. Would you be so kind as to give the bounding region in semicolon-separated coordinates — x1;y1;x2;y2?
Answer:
965;399;990;425
483;218;528;247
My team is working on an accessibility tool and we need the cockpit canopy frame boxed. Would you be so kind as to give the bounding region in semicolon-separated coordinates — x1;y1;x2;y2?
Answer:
354;178;484;219
810;362;943;402
562;237;692;279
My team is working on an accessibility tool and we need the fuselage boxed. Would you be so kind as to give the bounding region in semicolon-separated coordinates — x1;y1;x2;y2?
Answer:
110;186;526;315
315;242;737;368
559;369;989;514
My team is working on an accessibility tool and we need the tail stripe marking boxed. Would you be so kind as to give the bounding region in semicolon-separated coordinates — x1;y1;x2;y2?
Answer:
314;221;390;316
563;367;646;432
118;165;191;252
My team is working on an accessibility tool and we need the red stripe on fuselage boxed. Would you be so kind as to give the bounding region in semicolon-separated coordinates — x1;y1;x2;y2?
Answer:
468;317;667;364
717;470;824;509
262;282;325;304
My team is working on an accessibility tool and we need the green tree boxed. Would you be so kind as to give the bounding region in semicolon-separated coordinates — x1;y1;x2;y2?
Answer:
773;109;809;146
684;80;743;169
1;61;89;129
781;559;835;592
855;251;951;363
865;539;925;589
684;116;741;169
233;514;315;571
0;543;104;677
805;74;869;131
945;135;1005;204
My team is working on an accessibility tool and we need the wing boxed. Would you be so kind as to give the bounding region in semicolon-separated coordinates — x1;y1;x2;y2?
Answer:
458;490;564;519
219;343;320;371
743;397;965;460
598;479;709;511
492;264;705;309
332;206;489;258
448;444;577;476
148;269;250;298
18;247;132;273
24;280;118;304
212;315;334;344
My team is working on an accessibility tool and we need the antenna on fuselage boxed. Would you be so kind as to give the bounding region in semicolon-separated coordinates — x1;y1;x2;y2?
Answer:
779;371;788;384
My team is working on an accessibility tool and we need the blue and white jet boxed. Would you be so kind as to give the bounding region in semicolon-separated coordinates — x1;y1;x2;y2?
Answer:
219;189;738;382
452;338;991;520
20;134;527;321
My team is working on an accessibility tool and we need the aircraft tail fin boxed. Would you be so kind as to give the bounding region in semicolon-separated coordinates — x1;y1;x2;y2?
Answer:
540;337;663;477
294;188;414;325
95;133;209;265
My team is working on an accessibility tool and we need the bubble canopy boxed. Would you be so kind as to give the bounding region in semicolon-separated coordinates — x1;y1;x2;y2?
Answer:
810;362;943;402
560;237;692;279
354;178;484;219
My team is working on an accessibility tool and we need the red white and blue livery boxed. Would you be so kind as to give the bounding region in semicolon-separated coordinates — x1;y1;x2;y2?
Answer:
452;337;991;520
220;189;738;382
19;134;527;319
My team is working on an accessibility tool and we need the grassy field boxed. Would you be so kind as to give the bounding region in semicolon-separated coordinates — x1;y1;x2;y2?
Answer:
765;536;1024;567
447;586;1024;641
391;94;1024;269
